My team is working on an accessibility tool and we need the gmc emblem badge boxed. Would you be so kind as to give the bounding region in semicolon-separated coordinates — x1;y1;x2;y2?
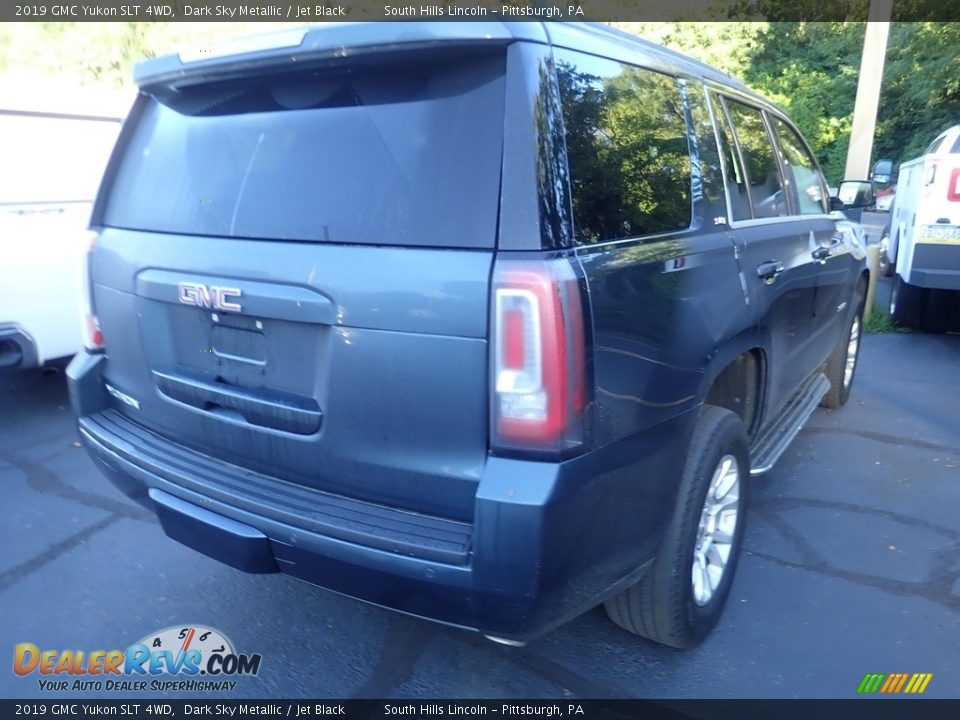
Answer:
177;282;243;312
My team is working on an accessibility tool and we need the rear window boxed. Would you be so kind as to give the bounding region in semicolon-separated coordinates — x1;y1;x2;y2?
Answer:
103;54;506;248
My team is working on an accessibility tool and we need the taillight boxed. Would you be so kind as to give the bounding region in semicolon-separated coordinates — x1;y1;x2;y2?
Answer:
948;168;960;202
81;230;104;351
491;258;586;455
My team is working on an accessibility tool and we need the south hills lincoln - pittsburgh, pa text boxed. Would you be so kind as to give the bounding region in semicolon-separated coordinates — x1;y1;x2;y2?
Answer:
384;4;585;17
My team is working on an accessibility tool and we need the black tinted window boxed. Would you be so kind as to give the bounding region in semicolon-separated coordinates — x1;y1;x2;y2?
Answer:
771;117;827;215
712;96;751;221
103;55;505;248
725;100;787;219
555;50;692;244
687;83;728;226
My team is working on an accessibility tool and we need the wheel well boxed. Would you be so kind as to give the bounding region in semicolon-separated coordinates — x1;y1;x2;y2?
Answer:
705;350;763;439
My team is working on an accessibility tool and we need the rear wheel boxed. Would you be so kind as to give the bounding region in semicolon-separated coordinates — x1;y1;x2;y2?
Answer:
889;275;923;329
604;406;749;648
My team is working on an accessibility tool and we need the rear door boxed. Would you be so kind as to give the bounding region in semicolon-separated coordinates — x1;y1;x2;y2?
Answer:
713;95;825;413
90;50;507;523
767;113;855;368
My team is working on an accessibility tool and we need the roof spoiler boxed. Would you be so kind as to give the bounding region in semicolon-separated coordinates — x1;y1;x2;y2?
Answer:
134;22;548;92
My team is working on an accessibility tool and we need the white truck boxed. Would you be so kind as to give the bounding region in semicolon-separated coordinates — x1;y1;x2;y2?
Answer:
885;125;960;332
0;84;126;369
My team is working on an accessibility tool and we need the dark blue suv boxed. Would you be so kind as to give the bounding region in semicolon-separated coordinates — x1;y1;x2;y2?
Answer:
69;22;873;647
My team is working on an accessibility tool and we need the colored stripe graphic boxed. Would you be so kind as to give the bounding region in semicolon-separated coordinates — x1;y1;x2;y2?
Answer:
858;673;885;693
906;673;933;694
894;674;909;693
857;673;932;694
880;674;898;693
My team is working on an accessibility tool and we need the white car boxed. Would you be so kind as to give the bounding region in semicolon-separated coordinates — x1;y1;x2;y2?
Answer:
0;84;127;369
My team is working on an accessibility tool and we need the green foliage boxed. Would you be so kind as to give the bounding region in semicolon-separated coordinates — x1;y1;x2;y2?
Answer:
876;23;960;163
617;22;960;184
863;309;900;334
556;58;692;242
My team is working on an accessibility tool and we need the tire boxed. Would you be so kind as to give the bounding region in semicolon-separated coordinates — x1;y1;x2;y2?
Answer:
889;275;923;329
821;289;865;410
879;224;894;277
604;406;749;648
879;246;894;278
921;289;960;334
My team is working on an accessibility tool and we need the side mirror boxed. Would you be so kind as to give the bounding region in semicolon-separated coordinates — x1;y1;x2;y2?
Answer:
870;159;894;184
830;180;874;210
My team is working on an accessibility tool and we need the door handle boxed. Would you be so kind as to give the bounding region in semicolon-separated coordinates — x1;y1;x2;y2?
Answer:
811;237;842;263
756;260;784;284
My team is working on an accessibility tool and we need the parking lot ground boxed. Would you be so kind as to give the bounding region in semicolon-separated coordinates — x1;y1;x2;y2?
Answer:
1;330;958;700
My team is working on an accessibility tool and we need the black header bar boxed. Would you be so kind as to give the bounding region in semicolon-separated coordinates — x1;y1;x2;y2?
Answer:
3;0;958;22
2;700;960;720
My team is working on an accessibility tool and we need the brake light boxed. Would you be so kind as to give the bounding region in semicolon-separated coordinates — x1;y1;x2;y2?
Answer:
491;258;586;454
948;168;960;202
86;314;103;349
81;230;104;351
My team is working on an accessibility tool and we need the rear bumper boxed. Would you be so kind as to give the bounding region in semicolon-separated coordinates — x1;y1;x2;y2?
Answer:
69;351;689;641
909;242;960;290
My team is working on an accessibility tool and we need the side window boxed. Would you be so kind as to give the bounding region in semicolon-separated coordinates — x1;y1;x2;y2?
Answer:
711;95;751;221
686;82;729;226
555;49;692;244
771;117;828;215
926;134;946;154
724;99;788;219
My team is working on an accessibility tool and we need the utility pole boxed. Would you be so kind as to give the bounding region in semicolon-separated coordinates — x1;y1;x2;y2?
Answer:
843;0;894;181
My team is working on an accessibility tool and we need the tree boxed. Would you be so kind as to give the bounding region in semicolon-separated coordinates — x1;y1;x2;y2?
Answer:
618;22;960;182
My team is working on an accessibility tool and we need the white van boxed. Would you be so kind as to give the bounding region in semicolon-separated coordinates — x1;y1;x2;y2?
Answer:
0;84;126;369
886;125;960;332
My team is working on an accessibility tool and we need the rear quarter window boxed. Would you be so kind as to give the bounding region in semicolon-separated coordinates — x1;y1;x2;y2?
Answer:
555;49;692;244
102;54;506;248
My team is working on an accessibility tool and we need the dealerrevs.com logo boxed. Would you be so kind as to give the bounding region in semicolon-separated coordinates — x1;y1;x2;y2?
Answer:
13;625;261;693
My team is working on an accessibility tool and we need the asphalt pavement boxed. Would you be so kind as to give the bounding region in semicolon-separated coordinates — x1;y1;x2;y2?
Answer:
1;326;958;700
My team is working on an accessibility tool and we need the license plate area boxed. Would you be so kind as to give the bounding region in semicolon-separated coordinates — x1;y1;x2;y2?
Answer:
919;225;960;244
211;318;268;365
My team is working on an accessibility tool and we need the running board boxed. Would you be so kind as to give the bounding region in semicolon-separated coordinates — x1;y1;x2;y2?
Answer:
749;372;830;477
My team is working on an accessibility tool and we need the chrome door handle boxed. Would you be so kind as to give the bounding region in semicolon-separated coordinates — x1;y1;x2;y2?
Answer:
756;260;784;284
812;237;843;263
811;246;832;262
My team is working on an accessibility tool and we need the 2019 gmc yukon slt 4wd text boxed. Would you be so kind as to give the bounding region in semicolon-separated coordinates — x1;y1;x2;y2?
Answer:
69;23;873;648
